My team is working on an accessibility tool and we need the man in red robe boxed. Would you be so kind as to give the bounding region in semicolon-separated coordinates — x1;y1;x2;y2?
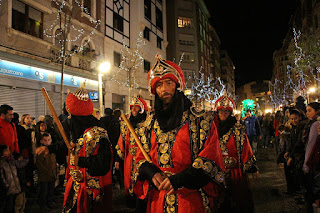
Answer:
213;94;257;212
115;95;148;209
62;84;113;213
133;56;225;213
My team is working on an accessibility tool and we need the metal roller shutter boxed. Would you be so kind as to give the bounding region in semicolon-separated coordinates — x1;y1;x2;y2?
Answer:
0;85;45;120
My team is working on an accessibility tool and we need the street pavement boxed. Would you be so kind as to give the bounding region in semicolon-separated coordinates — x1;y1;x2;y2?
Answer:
251;146;306;213
24;147;306;213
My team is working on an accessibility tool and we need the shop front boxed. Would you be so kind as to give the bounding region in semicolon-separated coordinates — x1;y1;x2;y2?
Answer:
0;58;99;120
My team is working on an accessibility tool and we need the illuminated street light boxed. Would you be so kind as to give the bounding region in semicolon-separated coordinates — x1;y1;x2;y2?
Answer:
98;61;111;116
99;62;111;74
307;87;316;103
309;87;316;93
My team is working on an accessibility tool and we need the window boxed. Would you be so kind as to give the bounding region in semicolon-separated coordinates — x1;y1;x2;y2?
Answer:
144;0;151;20
143;27;150;41
82;40;91;56
181;52;195;62
178;34;194;46
12;0;43;38
113;12;123;32
156;7;163;30
200;40;204;52
184;70;193;80
157;36;162;49
54;28;62;48
144;60;151;73
83;0;91;15
114;52;121;67
178;17;192;28
201;56;204;68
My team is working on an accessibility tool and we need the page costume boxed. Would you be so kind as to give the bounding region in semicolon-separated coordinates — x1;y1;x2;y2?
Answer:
62;85;113;213
213;95;256;212
133;57;225;213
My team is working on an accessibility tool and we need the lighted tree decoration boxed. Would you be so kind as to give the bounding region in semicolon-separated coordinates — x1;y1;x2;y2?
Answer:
110;32;145;110
44;0;100;113
286;27;320;96
241;99;256;117
185;69;227;109
269;78;289;108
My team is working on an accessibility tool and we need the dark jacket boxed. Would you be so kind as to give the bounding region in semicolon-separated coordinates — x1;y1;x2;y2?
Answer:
101;115;120;148
289;120;308;161
244;116;261;136
0;155;28;195
36;147;57;182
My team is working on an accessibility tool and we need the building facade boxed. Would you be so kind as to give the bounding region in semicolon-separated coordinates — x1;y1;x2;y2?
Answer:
103;0;167;112
220;50;235;97
166;0;222;89
0;0;167;119
272;0;320;103
0;0;105;119
236;80;271;114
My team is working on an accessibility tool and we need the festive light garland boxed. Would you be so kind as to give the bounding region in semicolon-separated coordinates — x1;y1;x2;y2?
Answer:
268;78;289;108
185;68;233;109
285;28;320;96
43;0;101;60
110;32;145;88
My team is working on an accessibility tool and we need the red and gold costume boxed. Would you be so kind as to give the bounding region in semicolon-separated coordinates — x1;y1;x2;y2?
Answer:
133;56;225;213
63;85;113;213
115;96;148;196
213;95;256;212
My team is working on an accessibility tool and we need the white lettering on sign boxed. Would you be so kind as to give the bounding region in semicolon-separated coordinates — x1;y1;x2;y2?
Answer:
0;68;23;76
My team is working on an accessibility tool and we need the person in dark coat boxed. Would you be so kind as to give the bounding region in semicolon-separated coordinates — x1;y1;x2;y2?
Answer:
244;109;261;155
285;109;307;195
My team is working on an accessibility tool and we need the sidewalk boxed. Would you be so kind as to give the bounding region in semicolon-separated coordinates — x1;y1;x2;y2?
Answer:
250;147;306;213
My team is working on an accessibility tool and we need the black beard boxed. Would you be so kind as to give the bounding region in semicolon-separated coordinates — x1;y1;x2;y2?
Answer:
154;90;192;132
129;111;146;128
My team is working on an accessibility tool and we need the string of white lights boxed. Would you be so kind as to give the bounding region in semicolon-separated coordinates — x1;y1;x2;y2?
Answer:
43;0;101;60
110;32;145;88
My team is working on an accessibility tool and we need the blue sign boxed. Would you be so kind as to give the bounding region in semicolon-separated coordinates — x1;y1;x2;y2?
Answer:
0;60;49;82
89;92;99;101
0;59;84;88
55;74;81;87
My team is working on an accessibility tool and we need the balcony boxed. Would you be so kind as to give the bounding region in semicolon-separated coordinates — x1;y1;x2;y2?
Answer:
50;46;97;72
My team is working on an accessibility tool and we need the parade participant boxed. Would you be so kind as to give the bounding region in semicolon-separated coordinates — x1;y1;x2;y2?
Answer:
115;95;148;209
213;94;256;213
62;84;113;213
133;56;225;213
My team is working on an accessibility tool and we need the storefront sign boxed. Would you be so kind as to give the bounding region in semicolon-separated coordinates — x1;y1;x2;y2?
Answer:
0;59;98;90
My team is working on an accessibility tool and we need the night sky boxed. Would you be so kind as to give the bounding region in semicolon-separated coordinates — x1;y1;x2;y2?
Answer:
205;0;298;88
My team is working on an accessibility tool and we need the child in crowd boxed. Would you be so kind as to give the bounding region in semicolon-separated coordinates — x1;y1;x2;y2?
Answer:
36;133;57;211
0;144;28;213
13;152;30;213
277;124;291;164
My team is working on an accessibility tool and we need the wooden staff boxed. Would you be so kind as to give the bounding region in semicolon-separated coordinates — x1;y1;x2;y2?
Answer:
121;114;152;163
41;87;72;150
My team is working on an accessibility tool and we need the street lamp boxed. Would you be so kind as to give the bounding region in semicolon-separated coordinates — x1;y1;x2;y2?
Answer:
98;62;111;117
307;87;316;103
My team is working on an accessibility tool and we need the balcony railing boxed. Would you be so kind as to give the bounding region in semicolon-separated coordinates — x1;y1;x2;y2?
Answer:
50;47;95;72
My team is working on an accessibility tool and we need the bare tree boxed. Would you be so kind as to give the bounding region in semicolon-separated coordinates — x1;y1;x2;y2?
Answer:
110;33;145;112
44;0;100;113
